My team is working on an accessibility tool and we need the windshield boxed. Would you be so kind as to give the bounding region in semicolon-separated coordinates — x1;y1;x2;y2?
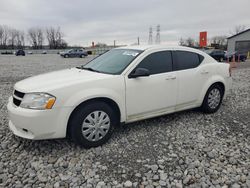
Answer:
82;49;142;74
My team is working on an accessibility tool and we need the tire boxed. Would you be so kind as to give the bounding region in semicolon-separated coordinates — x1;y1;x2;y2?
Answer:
80;55;84;58
219;57;223;62
68;101;118;148
64;54;69;58
201;84;224;113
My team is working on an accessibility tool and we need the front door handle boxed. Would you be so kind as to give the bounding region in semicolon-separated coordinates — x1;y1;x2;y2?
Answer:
165;75;176;80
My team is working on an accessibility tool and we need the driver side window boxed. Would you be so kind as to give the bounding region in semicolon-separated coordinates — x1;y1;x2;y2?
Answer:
136;51;173;75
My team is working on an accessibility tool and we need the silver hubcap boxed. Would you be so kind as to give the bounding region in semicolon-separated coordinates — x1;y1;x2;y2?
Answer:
208;88;221;109
82;111;110;142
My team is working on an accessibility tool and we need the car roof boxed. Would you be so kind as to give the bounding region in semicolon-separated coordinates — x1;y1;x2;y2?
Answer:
117;45;204;54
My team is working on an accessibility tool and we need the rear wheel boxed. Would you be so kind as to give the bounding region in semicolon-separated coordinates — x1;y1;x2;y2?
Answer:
64;54;69;58
201;84;224;113
68;101;118;148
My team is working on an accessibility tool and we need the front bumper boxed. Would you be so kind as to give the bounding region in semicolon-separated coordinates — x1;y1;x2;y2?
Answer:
7;97;71;140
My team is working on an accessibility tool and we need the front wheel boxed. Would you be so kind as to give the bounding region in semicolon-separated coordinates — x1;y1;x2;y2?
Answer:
201;84;224;113
68;101;118;148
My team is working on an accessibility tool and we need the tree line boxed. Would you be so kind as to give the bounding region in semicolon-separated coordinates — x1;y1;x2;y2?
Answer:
179;25;246;49
179;36;228;49
0;25;67;49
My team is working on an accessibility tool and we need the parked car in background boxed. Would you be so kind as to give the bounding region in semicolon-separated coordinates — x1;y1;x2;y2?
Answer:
60;49;88;58
42;51;47;54
205;49;225;62
1;51;13;55
8;45;232;148
27;51;33;55
15;50;25;56
225;51;247;62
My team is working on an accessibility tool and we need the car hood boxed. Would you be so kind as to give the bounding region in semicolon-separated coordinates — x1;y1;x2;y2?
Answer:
14;68;112;92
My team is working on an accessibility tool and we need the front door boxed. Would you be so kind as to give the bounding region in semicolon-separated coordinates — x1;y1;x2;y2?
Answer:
125;50;177;122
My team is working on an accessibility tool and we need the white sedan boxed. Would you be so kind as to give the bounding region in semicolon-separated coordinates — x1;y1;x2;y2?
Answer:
7;45;232;148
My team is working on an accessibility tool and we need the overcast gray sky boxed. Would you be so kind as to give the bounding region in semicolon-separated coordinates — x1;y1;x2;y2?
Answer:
1;0;250;46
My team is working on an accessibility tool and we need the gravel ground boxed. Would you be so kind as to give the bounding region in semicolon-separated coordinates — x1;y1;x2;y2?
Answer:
0;54;250;188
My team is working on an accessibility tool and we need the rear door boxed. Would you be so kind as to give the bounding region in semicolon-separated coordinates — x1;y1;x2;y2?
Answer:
173;50;209;108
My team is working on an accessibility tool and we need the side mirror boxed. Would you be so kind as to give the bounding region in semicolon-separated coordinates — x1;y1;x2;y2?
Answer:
128;68;150;78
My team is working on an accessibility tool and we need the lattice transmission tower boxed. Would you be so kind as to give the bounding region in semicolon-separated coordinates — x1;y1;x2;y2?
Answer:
155;25;161;44
148;26;153;45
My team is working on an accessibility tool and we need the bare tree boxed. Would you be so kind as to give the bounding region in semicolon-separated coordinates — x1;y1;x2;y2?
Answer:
0;25;68;49
37;28;44;48
28;27;44;49
21;32;25;47
186;37;195;47
8;28;19;49
46;26;66;49
179;38;185;46
230;25;246;35
95;42;107;47
211;36;227;45
0;25;10;49
16;31;25;49
28;28;38;49
179;37;196;47
0;25;3;47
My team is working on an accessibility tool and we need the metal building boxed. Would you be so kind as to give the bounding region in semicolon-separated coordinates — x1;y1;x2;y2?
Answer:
227;28;250;55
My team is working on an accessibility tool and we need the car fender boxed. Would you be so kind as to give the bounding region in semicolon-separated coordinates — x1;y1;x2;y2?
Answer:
64;88;126;122
197;75;226;105
54;88;126;138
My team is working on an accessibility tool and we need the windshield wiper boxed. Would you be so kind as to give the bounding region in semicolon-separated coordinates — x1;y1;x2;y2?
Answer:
76;66;100;73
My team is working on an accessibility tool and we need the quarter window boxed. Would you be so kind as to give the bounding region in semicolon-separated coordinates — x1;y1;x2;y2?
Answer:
174;51;203;71
136;51;172;75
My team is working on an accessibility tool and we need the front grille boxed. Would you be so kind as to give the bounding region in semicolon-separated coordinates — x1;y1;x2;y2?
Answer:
13;90;25;107
14;90;25;98
13;97;22;106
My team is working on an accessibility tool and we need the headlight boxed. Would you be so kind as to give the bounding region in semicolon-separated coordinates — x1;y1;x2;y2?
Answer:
20;93;56;110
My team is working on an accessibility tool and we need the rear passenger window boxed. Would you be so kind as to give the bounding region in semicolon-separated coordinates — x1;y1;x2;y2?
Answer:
174;51;203;71
136;51;172;75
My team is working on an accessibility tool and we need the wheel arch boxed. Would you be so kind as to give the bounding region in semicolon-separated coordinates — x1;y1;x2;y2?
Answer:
198;77;226;105
66;97;121;137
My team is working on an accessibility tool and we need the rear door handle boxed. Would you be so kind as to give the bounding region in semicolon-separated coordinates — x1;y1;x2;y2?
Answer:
165;75;176;80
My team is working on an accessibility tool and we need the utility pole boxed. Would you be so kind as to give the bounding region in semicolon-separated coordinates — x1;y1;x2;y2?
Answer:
148;27;153;45
155;24;161;44
137;37;140;45
114;40;116;47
